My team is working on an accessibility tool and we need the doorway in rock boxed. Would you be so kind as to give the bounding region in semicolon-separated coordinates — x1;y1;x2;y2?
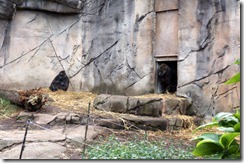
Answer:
156;61;177;94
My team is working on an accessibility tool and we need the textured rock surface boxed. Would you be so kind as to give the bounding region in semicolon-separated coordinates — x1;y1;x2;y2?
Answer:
0;0;155;96
0;125;103;159
16;111;82;125
0;0;83;18
162;98;190;115
0;142;66;159
93;94;163;117
0;0;16;19
0;0;240;119
93;94;190;117
177;0;240;120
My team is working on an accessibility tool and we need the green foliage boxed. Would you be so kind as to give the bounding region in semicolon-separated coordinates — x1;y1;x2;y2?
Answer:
225;73;240;84
225;59;240;84
85;136;195;159
192;110;240;159
0;97;20;119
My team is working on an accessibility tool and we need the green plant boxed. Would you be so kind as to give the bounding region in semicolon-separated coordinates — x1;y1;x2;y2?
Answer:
224;59;240;84
85;135;195;159
192;59;240;159
0;97;20;119
192;110;240;159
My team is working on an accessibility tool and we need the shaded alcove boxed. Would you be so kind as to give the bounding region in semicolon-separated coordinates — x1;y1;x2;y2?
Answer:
156;61;177;94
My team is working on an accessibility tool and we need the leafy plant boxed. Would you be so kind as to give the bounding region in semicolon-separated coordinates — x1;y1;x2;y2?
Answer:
0;97;20;119
85;135;195;159
192;59;240;159
192;110;240;159
225;59;240;84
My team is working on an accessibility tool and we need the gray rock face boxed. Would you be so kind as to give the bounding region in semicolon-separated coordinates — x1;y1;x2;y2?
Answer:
17;0;83;14
0;0;240;119
0;0;16;19
0;0;155;95
177;0;240;119
0;0;83;18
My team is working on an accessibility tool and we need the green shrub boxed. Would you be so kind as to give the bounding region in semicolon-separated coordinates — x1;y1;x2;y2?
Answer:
192;110;240;159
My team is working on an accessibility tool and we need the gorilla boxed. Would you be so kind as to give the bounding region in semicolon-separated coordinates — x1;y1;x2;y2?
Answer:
158;63;177;93
49;70;69;92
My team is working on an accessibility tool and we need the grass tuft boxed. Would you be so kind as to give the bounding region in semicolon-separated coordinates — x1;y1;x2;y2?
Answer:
0;97;20;119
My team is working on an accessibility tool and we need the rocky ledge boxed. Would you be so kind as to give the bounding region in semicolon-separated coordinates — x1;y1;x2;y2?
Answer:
93;94;191;117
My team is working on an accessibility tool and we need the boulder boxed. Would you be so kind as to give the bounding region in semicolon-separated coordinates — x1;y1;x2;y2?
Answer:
93;94;128;113
93;118;124;130
162;98;190;115
128;97;162;117
94;94;163;117
33;113;56;125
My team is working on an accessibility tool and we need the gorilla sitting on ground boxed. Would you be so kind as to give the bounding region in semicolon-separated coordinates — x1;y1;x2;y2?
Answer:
49;70;69;92
158;63;177;93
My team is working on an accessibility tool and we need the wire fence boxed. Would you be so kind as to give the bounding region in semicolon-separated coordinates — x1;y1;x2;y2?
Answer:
13;101;154;159
0;97;196;159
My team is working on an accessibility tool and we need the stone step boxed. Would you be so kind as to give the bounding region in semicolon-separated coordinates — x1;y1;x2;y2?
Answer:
15;110;200;132
94;114;199;131
93;94;191;117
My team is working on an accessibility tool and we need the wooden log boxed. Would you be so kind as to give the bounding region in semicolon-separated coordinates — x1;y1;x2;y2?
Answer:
0;89;22;106
0;88;49;112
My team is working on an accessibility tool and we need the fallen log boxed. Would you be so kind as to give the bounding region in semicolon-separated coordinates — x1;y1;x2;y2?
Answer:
0;88;49;112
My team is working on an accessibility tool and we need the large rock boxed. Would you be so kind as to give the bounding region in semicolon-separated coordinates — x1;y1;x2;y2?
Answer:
120;114;168;131
93;94;191;117
162;97;190;115
0;142;66;159
127;97;162;117
93;94;163;117
0;129;66;150
65;125;102;147
0;125;104;159
93;94;128;113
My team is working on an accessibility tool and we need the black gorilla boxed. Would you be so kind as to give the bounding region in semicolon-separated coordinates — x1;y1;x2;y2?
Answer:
49;70;69;92
158;63;177;93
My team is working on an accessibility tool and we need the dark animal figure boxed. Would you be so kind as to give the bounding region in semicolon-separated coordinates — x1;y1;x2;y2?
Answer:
158;63;177;93
49;70;69;92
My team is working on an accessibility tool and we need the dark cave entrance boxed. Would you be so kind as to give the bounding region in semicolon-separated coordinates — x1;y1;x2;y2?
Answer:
156;61;177;94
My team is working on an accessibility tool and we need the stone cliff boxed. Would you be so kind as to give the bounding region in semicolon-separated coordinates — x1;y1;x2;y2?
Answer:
0;0;240;119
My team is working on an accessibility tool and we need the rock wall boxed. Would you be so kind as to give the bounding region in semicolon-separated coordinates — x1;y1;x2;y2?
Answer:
0;0;155;95
0;0;240;118
177;0;240;119
79;0;155;95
